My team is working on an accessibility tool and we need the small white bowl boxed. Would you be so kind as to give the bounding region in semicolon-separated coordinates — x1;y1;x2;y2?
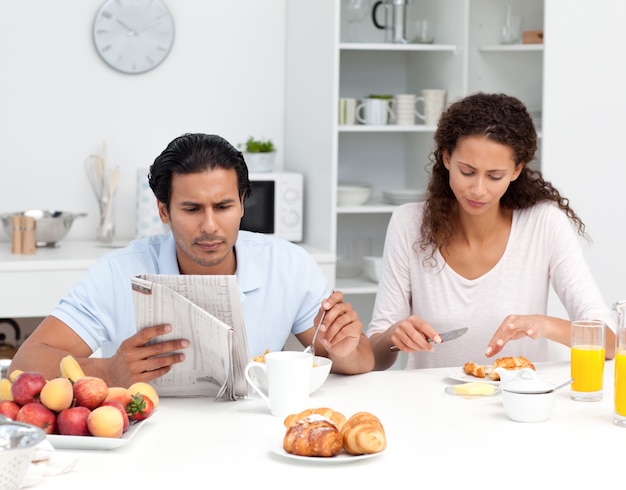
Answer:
501;390;555;423
499;369;556;422
310;356;332;393
337;185;372;206
363;256;382;283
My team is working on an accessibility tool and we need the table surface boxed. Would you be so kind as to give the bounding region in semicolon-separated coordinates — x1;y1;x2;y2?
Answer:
30;360;625;490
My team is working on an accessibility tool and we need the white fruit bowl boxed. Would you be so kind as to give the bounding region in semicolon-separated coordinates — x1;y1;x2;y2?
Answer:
337;185;372;206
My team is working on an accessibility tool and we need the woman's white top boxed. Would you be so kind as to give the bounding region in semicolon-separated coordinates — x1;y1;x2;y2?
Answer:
366;201;614;369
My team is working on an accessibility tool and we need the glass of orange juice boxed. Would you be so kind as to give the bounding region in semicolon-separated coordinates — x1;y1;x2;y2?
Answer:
571;320;605;402
614;301;626;426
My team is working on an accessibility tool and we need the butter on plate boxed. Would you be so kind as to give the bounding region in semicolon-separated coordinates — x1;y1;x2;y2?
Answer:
452;382;496;396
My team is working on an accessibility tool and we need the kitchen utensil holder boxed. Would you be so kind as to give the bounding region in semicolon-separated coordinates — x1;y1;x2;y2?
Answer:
96;197;115;243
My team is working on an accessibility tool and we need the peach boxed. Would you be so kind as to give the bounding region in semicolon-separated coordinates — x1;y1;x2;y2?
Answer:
105;386;132;407
101;400;130;432
87;405;124;438
40;377;74;412
127;382;159;408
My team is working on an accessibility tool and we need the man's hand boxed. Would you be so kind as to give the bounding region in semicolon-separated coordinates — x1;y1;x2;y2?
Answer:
106;324;189;387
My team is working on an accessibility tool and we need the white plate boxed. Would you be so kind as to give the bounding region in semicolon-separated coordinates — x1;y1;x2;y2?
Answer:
382;189;427;204
446;367;500;385
444;385;502;398
271;443;383;464
47;417;150;450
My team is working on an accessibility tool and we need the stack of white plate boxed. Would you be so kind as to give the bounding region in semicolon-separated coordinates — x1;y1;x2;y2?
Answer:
382;189;427;205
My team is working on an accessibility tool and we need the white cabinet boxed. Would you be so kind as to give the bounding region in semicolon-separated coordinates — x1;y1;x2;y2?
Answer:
285;0;544;319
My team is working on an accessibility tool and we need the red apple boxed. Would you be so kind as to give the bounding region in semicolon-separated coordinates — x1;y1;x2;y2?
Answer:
56;406;91;436
73;376;108;410
102;400;130;432
16;402;56;434
11;372;47;405
0;400;20;420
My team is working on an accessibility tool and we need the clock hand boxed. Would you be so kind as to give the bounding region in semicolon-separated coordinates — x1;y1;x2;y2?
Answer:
137;18;166;33
116;18;138;36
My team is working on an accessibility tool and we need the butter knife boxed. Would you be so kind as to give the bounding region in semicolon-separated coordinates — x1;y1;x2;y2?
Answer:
389;327;468;352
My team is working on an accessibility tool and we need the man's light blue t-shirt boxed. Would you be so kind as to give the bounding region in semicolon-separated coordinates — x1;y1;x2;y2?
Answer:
51;231;329;358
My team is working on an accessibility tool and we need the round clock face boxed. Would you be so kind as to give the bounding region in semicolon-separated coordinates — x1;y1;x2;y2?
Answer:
92;0;175;75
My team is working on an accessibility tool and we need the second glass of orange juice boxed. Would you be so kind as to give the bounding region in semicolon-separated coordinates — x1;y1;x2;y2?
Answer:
571;320;605;402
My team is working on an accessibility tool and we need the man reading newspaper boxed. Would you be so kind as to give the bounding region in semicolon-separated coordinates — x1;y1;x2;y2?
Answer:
9;133;375;392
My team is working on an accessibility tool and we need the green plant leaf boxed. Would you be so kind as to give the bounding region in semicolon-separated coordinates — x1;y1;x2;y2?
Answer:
242;136;275;153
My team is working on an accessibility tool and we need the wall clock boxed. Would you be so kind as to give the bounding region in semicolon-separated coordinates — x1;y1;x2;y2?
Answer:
92;0;175;75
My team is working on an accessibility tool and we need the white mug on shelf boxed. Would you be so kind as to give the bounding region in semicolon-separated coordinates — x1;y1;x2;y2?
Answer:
392;94;418;125
416;89;447;126
356;98;395;125
338;97;357;125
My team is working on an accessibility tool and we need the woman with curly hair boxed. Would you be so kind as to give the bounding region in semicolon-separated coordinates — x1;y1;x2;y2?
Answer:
367;92;615;370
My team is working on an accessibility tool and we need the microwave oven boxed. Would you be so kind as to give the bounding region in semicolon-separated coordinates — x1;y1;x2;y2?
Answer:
240;172;303;242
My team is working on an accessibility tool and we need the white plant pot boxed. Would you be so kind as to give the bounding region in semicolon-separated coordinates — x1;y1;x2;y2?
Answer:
244;152;277;173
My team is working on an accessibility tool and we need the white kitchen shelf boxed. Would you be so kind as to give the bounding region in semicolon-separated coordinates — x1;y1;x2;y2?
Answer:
479;44;544;52
284;0;545;321
338;125;436;133
337;203;397;214
340;43;457;53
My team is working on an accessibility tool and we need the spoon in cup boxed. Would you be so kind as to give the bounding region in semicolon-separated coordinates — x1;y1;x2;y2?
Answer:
303;309;327;357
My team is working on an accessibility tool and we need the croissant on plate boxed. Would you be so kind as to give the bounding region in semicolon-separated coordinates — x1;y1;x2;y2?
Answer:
283;407;347;431
340;411;387;455
283;414;344;457
463;356;535;381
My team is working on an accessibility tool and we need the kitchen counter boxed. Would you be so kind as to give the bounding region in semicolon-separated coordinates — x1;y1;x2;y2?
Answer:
29;360;625;489
0;240;335;318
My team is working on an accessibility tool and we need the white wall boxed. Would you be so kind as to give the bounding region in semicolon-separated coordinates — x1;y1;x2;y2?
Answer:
543;0;626;320
0;0;287;241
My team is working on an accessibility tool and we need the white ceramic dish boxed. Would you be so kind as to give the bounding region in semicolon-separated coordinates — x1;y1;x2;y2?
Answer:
271;444;383;464
444;385;502;399
47;417;151;450
446;367;500;385
337;185;372;206
382;189;427;205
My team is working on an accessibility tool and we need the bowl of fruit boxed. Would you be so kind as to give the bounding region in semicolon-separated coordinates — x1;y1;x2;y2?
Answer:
0;356;158;450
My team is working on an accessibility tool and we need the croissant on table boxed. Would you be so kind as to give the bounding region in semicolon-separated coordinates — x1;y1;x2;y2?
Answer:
283;414;344;457
341;411;387;455
283;407;347;431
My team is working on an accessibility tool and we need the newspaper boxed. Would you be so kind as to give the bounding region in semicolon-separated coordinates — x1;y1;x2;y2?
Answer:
131;274;249;400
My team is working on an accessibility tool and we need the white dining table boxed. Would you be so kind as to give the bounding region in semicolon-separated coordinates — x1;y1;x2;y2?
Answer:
29;360;625;490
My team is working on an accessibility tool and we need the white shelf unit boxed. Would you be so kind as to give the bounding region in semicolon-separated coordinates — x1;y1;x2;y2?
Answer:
285;0;544;318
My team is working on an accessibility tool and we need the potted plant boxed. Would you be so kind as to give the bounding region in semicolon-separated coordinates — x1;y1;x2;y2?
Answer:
239;136;277;173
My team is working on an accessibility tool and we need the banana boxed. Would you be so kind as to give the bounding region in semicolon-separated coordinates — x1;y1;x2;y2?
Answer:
59;355;86;382
0;378;13;401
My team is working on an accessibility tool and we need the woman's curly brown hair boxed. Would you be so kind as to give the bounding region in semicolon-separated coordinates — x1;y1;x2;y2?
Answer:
420;92;587;266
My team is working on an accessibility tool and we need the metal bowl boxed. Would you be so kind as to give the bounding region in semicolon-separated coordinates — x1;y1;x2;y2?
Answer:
0;210;87;247
0;417;46;489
